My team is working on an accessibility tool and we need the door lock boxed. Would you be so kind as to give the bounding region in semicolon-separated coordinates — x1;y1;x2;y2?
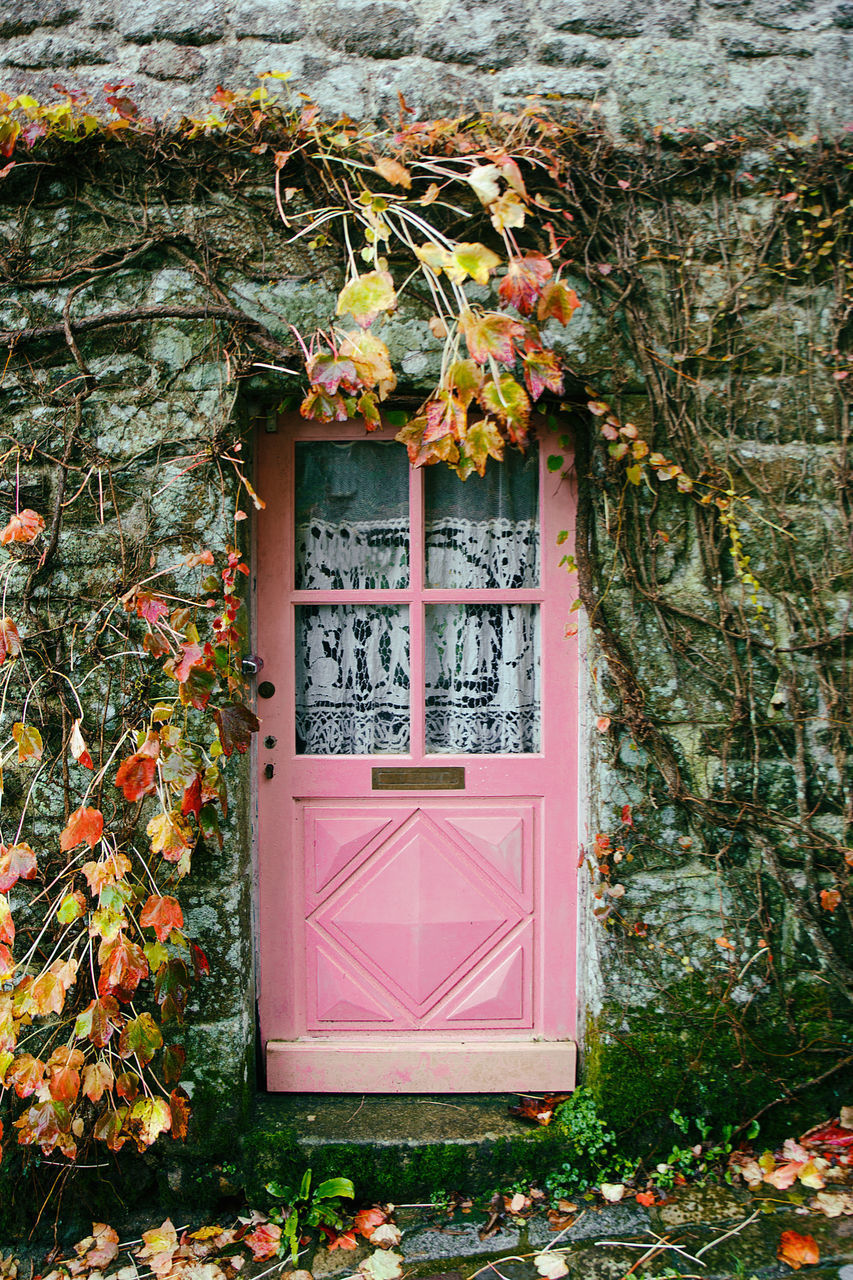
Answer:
242;654;264;676
264;762;275;780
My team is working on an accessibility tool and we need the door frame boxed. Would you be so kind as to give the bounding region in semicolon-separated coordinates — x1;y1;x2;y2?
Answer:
254;414;579;1091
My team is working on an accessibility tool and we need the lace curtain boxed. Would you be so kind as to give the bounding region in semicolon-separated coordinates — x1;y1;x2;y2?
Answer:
294;441;540;755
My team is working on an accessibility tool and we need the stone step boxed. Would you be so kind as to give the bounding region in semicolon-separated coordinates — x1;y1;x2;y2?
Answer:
243;1094;561;1202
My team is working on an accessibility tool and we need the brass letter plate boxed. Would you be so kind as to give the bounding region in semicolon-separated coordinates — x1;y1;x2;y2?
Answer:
372;766;465;790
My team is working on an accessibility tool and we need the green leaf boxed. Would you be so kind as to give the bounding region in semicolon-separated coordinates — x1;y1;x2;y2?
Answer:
299;1168;312;1199
626;464;644;485
315;1176;355;1200
547;455;564;473
446;243;501;285
385;409;409;428
336;270;397;328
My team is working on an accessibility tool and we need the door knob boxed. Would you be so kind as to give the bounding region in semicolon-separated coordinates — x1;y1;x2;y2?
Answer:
242;654;264;676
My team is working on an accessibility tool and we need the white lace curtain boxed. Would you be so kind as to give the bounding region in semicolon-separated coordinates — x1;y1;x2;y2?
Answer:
293;442;540;755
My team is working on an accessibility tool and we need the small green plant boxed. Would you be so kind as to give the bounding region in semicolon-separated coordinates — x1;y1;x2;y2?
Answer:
265;1169;355;1262
545;1088;636;1196
651;1111;760;1190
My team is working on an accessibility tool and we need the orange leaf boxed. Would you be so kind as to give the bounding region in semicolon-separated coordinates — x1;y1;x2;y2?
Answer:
12;722;42;763
115;753;157;802
140;894;184;942
82;852;131;895
60;806;104;852
777;1230;819;1269
820;888;841;912
0;509;45;545
354;1208;386;1238
98;935;148;1003
326;1229;358;1251
635;1191;655;1206
169;1086;191;1141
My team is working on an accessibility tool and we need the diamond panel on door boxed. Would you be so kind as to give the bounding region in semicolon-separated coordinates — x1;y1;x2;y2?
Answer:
304;801;536;1032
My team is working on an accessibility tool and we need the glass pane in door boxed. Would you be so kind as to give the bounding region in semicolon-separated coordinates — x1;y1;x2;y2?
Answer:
295;605;410;754
295;441;409;588
424;446;539;588
424;604;540;754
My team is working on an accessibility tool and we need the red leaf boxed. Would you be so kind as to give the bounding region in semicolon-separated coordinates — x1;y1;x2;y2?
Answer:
74;996;123;1048
115;753;157;802
135;592;170;624
173;642;204;684
354;1208;386;1239
213;702;260;756
191;943;210;980
181;774;202;819
326;1230;358;1251
0;617;22;664
522;348;563;401
0;843;38;892
621;804;633;827
60;806;104;852
635;1191;655;1206
140;894;184;942
98;936;149;1003
0;509;45;545
4;1053;46;1098
244;1224;281;1261
305;351;360;395
459;309;524;364
498;253;553;315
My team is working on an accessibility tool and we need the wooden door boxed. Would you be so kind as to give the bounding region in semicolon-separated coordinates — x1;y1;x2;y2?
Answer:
256;416;578;1091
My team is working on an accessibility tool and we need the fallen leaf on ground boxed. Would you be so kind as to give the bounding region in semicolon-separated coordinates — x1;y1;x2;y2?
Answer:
369;1224;401;1248
509;1094;571;1126
777;1230;819;1270
357;1249;403;1280
354;1208;386;1239
599;1183;625;1203
533;1252;569;1279
812;1190;853;1216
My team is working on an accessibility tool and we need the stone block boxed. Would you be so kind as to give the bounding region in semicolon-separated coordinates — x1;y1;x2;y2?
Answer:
371;57;492;122
117;0;226;45
3;33;114;67
230;0;305;42
0;0;79;39
721;31;814;55
419;7;529;68
140;42;206;79
539;0;644;36
835;2;853;26
536;33;614;65
311;0;415;58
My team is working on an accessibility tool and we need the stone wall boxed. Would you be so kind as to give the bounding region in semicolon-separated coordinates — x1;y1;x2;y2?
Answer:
1;0;852;134
0;114;850;1218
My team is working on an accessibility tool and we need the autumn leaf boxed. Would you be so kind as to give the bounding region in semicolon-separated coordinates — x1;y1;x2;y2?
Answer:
69;718;94;768
82;1060;115;1102
464;418;506;477
173;641;205;684
537;281;581;325
115;752;157;802
355;1208;387;1239
74;996;123;1047
98;935;149;1003
60;805;104;851
119;1012;163;1068
82;1224;120;1269
490;189;526;232
522;348;564;401
369;1224;402;1248
467;163;501;205
820;887;841;912
244;1224;282;1261
300;386;350;423
47;1045;84;1104
12;722;42;763
32;969;66;1015
214;702;260;756
336;270;396;328
0;842;38;892
777;1230;819;1269
0;894;12;947
306;349;360;396
358;1250;403;1280
169;1086;191;1140
140;894;184;942
533;1254;569;1280
82;851;131;895
498;253;553;315
459;309;524;365
446;242;501;286
13;1098;76;1158
374;156;411;188
163;1043;186;1085
477;374;530;446
0;509;45;544
0;617;21;665
339;330;396;396
4;1053;45;1098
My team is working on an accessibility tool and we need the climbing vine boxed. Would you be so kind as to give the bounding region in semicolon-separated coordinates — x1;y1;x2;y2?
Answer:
0;76;850;1185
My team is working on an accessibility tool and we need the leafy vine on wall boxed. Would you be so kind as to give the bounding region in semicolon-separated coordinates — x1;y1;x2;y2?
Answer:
0;78;850;1176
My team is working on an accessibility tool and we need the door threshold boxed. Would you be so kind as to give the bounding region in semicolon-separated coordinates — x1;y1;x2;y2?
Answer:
266;1038;577;1092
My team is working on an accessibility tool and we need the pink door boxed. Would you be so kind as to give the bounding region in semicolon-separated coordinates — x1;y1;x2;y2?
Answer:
256;416;578;1092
